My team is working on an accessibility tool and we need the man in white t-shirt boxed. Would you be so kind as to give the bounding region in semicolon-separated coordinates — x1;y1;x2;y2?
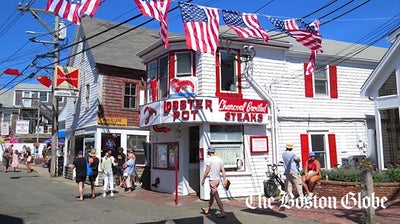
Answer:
201;146;227;218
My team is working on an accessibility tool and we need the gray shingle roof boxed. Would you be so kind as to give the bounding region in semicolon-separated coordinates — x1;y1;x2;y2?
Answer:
79;17;162;70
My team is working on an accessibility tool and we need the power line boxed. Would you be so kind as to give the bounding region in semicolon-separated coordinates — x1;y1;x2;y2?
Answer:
320;0;371;26
1;0;395;93
1;0;194;91
29;0;194;75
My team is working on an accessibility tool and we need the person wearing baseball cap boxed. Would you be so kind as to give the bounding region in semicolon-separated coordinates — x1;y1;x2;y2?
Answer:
201;146;227;218
302;151;321;198
282;142;304;199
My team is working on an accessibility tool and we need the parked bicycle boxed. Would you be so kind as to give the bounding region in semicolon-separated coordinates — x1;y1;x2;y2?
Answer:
263;162;285;197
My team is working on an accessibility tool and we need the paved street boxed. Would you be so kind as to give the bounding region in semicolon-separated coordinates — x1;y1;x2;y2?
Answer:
0;166;320;224
1;166;398;224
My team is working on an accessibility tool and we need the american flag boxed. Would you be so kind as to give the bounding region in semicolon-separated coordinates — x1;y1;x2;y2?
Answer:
134;0;171;49
222;10;269;43
269;17;322;76
306;50;317;77
46;0;100;25
269;17;322;52
179;3;219;55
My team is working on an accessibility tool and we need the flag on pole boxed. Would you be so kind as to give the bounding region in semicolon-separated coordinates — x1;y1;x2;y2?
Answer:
179;3;219;55
3;68;21;76
134;0;171;49
269;17;322;75
46;0;101;25
222;10;269;43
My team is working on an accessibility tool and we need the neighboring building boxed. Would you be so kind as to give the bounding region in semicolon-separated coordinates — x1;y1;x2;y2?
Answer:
137;27;387;199
0;83;63;157
64;18;157;183
361;28;400;170
0;83;61;142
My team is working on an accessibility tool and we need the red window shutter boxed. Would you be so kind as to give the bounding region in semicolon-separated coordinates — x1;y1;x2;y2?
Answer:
300;134;309;168
328;134;338;167
304;63;314;97
329;65;338;98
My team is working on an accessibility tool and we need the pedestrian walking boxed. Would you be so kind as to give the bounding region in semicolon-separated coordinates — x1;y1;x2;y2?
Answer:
69;151;86;201
123;151;136;193
114;147;127;188
2;149;11;173
201;146;227;218
282;142;304;199
11;150;20;172
88;149;100;199
25;150;34;173
101;150;115;197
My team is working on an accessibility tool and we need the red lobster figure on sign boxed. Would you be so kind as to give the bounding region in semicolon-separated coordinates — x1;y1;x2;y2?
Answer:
143;106;170;133
143;106;157;125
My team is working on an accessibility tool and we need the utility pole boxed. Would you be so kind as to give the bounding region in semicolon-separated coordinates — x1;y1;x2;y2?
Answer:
50;15;60;177
18;6;60;177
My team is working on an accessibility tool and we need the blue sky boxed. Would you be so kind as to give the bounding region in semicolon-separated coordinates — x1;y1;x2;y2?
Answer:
1;0;399;89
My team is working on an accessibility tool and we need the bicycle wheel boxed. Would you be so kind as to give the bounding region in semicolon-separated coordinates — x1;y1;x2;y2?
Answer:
263;180;278;198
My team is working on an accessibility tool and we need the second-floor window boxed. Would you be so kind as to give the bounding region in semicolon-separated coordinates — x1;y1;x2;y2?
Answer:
124;83;137;109
314;66;328;95
304;64;338;98
220;51;236;92
175;52;192;77
39;91;48;102
159;56;169;99
22;91;32;107
216;49;242;97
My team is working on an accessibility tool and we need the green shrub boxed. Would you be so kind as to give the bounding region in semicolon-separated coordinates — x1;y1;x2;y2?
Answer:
321;165;400;183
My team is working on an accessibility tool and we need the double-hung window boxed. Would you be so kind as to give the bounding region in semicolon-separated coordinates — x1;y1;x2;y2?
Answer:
124;83;137;109
304;64;338;98
314;66;328;95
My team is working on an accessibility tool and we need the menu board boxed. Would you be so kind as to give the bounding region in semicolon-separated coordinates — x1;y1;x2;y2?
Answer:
212;144;243;169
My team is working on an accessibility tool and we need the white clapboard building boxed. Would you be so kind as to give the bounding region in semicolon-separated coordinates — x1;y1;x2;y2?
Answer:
138;27;387;199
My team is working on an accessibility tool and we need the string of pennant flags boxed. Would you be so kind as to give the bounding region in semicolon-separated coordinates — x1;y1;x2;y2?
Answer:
2;0;323;88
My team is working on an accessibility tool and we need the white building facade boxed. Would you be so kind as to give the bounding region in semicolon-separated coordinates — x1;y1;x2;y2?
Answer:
138;33;387;199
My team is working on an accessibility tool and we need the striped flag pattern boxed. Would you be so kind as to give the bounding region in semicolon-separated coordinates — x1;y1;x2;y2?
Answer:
222;10;269;43
134;0;171;49
46;0;101;25
269;17;323;75
179;3;220;55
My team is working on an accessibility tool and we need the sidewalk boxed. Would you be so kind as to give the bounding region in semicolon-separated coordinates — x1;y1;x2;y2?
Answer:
36;165;399;224
123;186;399;224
